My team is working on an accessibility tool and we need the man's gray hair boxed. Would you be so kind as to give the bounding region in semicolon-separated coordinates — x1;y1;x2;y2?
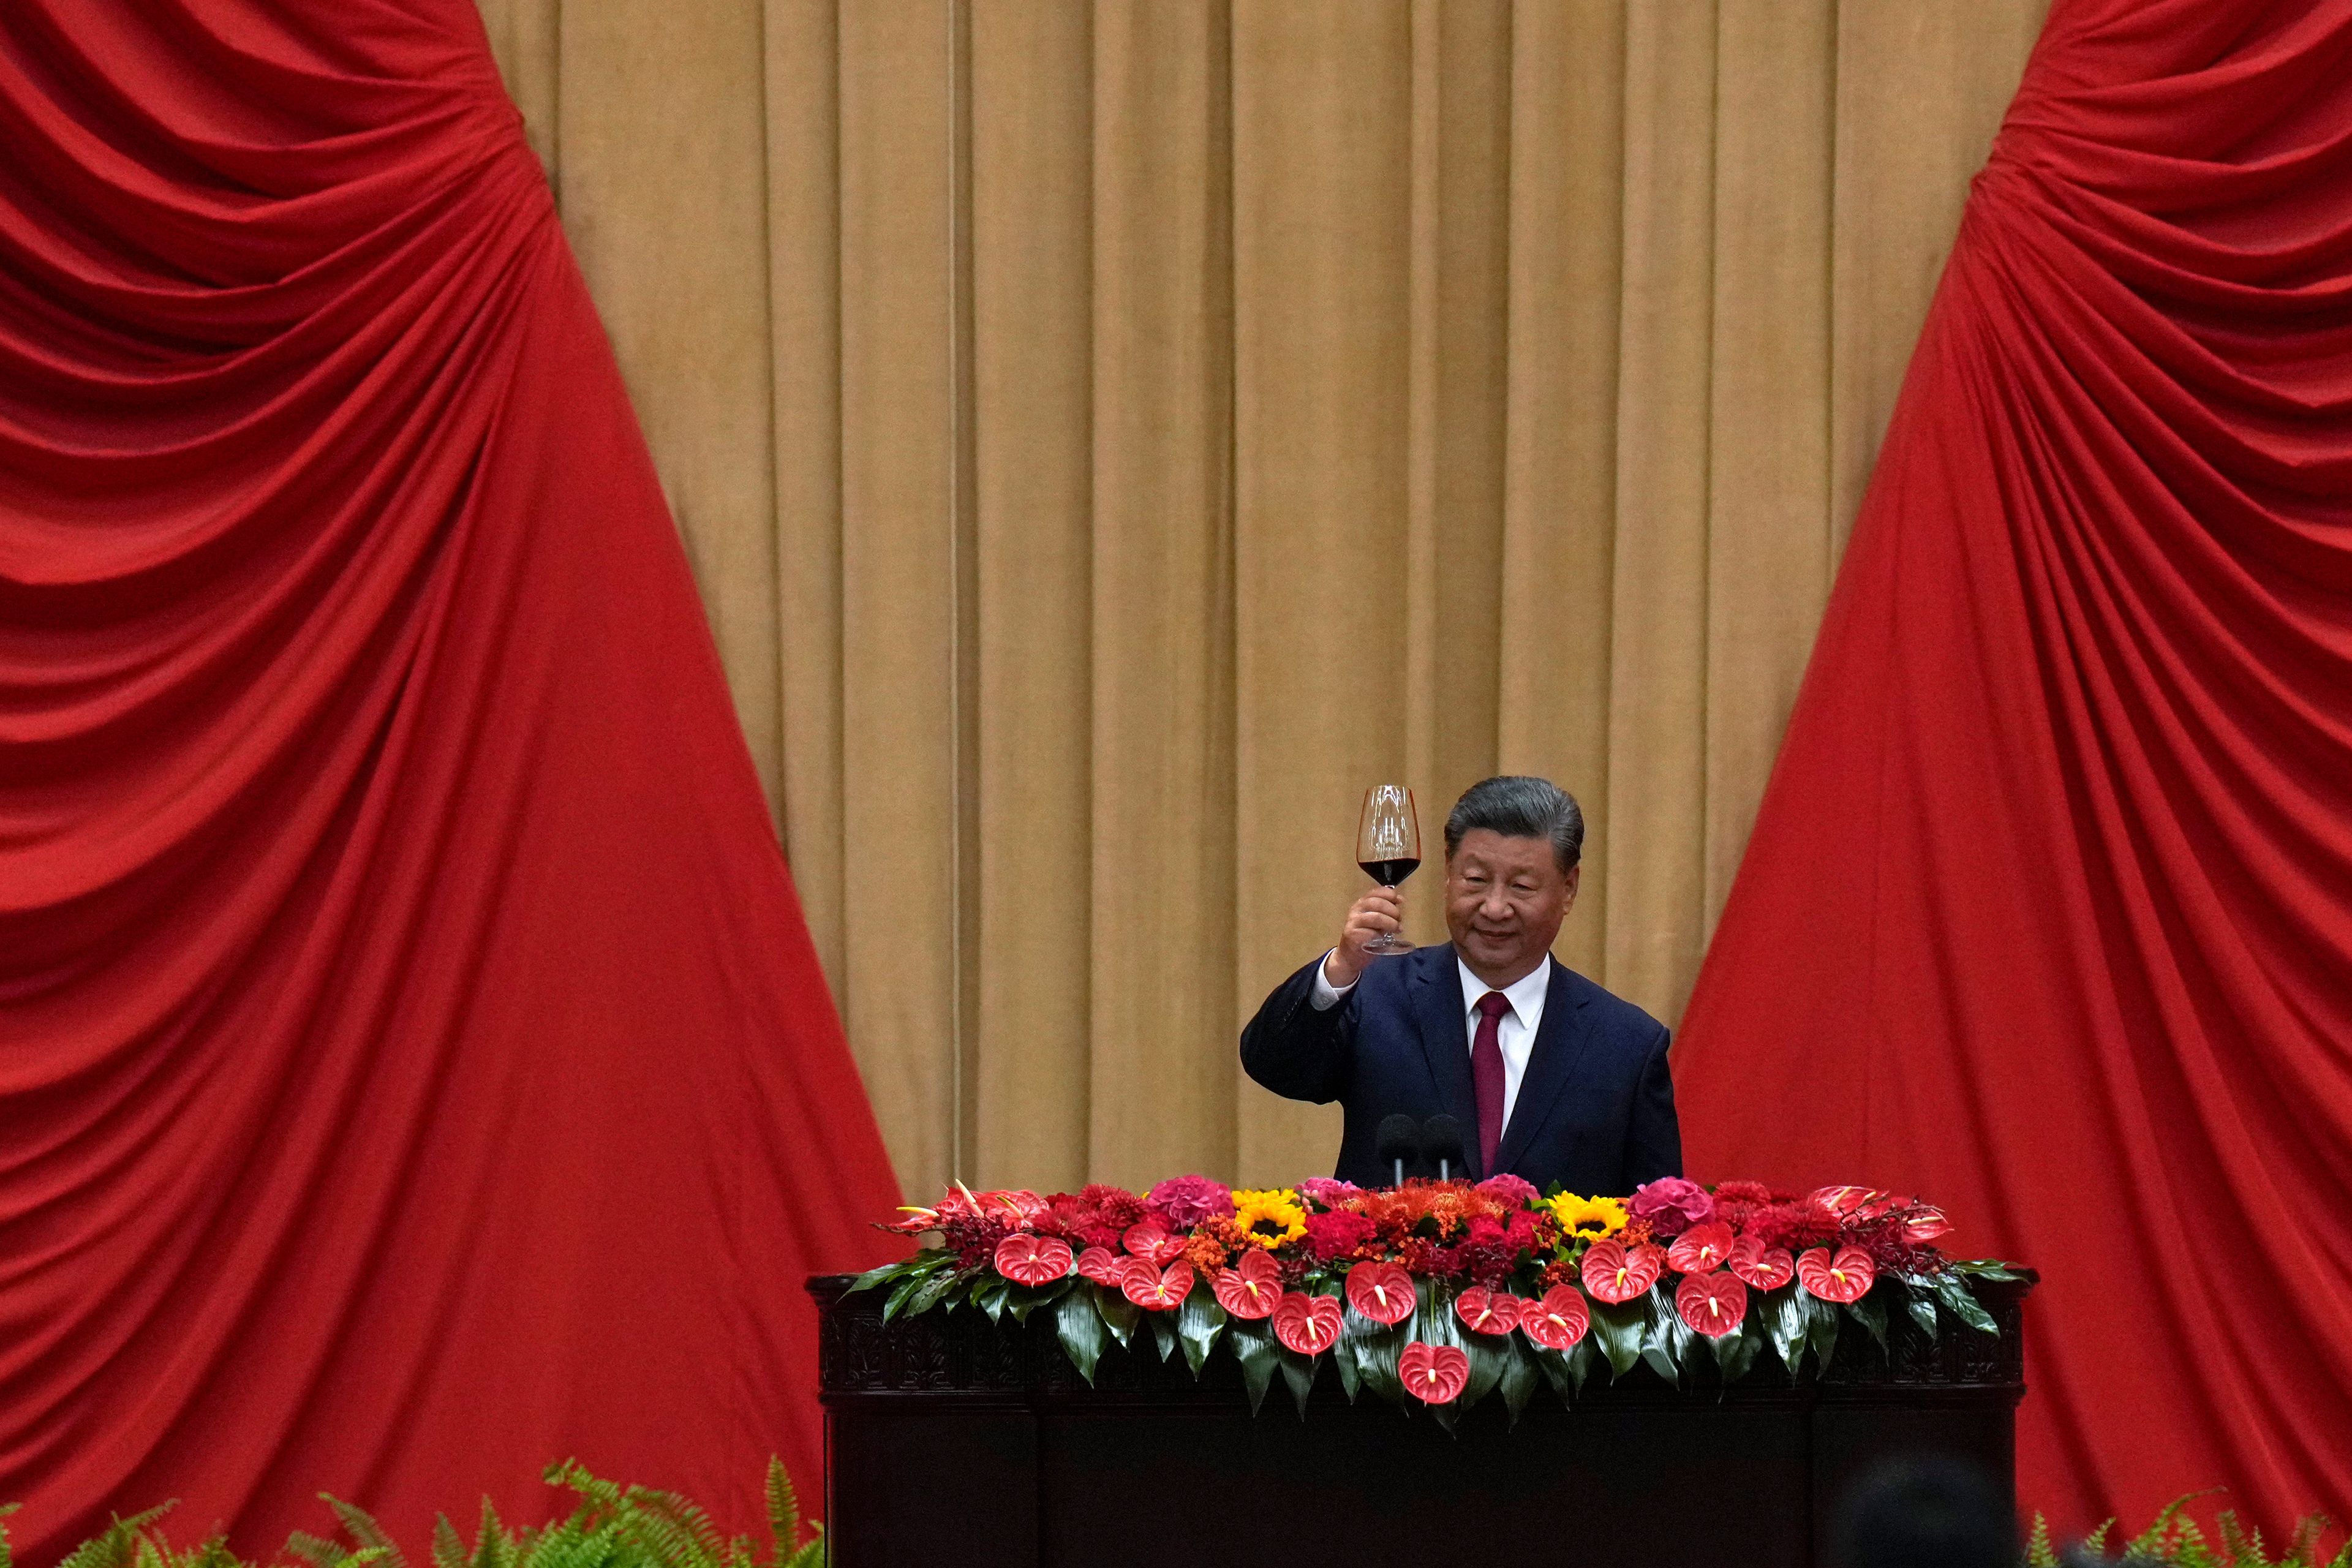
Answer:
1443;776;1585;873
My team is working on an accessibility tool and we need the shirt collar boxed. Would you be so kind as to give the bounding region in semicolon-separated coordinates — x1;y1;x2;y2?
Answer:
1458;953;1551;1020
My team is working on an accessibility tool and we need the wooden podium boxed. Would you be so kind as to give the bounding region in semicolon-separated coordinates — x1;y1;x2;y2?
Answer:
809;1272;2031;1567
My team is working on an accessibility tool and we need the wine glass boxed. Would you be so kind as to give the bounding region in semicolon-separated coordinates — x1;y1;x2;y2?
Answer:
1355;784;1421;956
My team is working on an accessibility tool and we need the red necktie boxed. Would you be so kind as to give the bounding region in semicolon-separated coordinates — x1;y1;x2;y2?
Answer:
1472;990;1510;1175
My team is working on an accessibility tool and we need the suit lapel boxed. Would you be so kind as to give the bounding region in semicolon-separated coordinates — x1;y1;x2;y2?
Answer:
1408;944;1483;1179
1494;957;1591;1177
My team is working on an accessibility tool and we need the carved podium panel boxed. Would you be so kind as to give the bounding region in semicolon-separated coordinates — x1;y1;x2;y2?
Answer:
810;1273;2030;1568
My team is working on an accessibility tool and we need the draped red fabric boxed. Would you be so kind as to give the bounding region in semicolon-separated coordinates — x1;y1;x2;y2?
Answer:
1678;0;2352;1536
0;2;900;1559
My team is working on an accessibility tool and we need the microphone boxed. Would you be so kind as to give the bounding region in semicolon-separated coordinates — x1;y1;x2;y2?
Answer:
1375;1114;1420;1188
1422;1115;1465;1183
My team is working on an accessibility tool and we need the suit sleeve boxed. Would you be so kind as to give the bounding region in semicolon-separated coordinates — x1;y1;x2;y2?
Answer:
1621;1024;1684;1186
1238;956;1354;1104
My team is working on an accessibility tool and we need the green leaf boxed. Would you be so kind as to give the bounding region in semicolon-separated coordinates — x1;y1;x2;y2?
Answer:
1705;1317;1760;1386
1094;1286;1140;1348
1353;1318;1406;1408
1589;1298;1646;1379
1459;1332;1507;1411
905;1268;962;1319
1006;1286;1044;1324
1427;1398;1457;1436
1845;1289;1889;1353
1763;1287;1809;1381
841;1258;917;1297
1177;1289;1228;1378
881;1270;927;1324
1934;1275;1999;1335
1804;1291;1841;1376
1641;1290;1690;1385
1333;1328;1363;1401
1567;1336;1599;1395
1054;1290;1106;1386
1531;1345;1575;1399
1278;1348;1318;1418
1150;1311;1179;1363
1498;1343;1540;1426
1905;1291;1938;1342
978;1278;1011;1324
1230;1322;1281;1415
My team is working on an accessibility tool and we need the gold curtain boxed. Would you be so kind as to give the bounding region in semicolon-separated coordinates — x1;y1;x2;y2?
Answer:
471;0;2046;1201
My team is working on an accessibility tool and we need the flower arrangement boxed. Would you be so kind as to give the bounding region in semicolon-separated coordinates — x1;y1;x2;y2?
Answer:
847;1173;2026;1426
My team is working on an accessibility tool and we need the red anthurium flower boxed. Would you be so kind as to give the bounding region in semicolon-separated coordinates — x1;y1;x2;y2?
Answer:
1398;1341;1471;1405
1796;1246;1876;1304
1676;1270;1747;1338
1580;1238;1664;1304
1122;1222;1186;1265
1667;1221;1736;1275
1453;1286;1521;1336
1901;1205;1952;1243
1213;1248;1283;1320
1518;1285;1589;1350
1122;1260;1196;1311
1273;1291;1344;1355
1076;1246;1125;1286
1346;1261;1417;1325
994;1234;1075;1286
1727;1235;1795;1291
1811;1186;1912;1225
979;1189;1052;1227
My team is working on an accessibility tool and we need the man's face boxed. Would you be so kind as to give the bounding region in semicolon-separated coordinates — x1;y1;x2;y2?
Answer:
1444;829;1577;984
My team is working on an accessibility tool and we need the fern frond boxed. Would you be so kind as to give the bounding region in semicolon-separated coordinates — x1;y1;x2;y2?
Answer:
765;1460;797;1568
430;1517;467;1568
2024;1512;2057;1567
615;1495;715;1568
173;1539;240;1568
321;1497;405;1568
543;1464;624;1524
1;1499;17;1568
2082;1520;2114;1555
470;1497;517;1568
778;1526;822;1568
59;1507;176;1568
520;1520;624;1568
283;1529;349;1568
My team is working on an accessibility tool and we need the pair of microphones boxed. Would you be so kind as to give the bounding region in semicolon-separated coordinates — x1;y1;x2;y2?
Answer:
1374;1113;1466;1186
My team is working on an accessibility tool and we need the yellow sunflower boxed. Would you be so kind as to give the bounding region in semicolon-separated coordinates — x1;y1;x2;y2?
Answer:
1229;1187;1309;1250
1548;1191;1629;1241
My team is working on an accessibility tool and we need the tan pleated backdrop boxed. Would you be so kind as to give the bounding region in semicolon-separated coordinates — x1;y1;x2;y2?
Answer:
471;0;2048;1200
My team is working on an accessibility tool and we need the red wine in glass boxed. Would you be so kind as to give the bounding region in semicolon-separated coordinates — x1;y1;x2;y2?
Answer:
1355;785;1421;956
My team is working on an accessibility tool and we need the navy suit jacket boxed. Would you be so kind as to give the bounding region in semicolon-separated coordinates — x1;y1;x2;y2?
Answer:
1238;943;1682;1194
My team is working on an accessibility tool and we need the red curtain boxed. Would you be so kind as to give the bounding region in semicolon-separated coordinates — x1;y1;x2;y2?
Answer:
0;2;899;1559
1679;0;2352;1537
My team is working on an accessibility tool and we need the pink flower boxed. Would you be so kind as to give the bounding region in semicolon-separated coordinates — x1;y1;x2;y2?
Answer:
1628;1177;1715;1237
1474;1174;1539;1205
1145;1174;1235;1229
1297;1177;1363;1206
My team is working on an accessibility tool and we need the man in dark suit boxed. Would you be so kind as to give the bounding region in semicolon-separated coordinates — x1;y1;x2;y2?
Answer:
1240;776;1681;1194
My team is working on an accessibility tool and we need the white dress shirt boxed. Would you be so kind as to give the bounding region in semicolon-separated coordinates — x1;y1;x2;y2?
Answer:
1310;952;1552;1131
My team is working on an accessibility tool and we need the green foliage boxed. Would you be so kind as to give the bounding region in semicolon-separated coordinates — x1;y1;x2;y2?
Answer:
2022;1492;2348;1567
0;1466;821;1568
